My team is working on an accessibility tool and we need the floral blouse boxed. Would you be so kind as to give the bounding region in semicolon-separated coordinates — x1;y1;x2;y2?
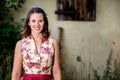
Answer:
21;35;54;75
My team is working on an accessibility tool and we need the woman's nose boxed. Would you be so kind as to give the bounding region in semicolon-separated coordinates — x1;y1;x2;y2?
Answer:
36;21;40;25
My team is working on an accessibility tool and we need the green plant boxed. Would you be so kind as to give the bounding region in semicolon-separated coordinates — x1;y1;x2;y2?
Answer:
112;55;120;80
93;49;113;80
93;68;100;80
0;0;26;80
102;50;113;80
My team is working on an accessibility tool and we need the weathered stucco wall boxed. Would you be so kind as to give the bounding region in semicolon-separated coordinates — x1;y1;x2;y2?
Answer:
14;0;120;79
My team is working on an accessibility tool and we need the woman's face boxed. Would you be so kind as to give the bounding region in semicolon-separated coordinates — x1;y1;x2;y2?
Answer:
28;13;44;34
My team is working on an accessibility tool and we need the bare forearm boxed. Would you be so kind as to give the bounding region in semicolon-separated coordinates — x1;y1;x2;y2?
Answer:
53;70;61;80
12;72;21;80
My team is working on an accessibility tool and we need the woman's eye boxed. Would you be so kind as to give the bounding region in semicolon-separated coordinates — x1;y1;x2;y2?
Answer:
31;19;44;23
32;20;35;22
39;20;43;22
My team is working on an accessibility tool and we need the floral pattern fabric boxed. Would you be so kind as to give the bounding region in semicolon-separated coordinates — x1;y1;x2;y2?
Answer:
21;36;54;75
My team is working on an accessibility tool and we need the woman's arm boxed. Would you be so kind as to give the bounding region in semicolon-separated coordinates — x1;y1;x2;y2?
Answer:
53;39;61;80
11;40;23;80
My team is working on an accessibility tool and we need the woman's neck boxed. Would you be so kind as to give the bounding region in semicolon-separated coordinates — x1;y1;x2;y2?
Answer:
31;33;43;42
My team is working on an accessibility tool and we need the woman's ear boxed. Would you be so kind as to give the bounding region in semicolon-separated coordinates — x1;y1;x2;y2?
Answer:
28;22;30;26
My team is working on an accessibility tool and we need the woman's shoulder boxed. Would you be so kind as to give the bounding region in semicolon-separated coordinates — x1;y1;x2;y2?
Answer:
48;38;54;41
48;38;58;43
16;40;22;46
48;38;58;46
15;40;22;51
21;36;31;42
16;36;29;46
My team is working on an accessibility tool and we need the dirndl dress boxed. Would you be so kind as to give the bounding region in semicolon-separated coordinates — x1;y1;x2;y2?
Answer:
21;35;54;80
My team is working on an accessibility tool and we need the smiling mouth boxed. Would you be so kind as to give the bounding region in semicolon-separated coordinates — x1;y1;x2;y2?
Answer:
35;27;40;30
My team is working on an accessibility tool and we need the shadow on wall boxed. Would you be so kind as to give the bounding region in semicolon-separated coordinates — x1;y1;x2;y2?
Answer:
54;27;120;80
54;27;93;80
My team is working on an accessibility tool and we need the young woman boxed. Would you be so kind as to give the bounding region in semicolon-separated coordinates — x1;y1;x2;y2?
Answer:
12;7;61;80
